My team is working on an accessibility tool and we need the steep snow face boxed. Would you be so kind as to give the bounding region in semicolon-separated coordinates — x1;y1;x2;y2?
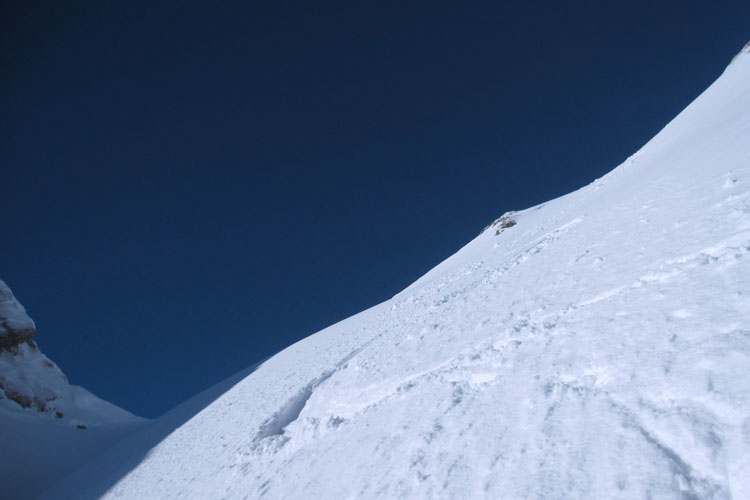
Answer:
46;45;750;499
0;280;145;500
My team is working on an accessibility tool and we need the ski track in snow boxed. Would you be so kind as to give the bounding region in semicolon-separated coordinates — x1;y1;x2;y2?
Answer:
39;47;750;500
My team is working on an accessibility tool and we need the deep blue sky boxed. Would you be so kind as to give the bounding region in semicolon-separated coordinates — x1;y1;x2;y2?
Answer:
2;1;749;418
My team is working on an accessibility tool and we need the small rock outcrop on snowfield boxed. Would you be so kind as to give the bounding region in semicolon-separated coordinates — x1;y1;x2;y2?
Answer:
479;213;517;236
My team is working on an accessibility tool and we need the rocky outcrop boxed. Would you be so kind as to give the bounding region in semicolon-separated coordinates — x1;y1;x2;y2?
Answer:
480;213;517;235
0;280;71;413
0;281;36;352
0;279;143;429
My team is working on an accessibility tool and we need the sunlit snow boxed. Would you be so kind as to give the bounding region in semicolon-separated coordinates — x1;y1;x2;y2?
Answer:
33;44;750;499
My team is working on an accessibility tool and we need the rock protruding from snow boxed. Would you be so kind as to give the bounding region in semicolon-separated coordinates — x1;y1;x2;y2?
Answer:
480;213;517;236
0;341;69;412
0;280;36;352
0;280;70;412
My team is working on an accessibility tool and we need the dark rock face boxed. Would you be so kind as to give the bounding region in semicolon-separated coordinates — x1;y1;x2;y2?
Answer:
0;282;37;353
0;321;35;352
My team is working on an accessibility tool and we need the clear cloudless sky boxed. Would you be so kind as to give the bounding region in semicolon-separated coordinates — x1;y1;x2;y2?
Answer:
2;1;749;418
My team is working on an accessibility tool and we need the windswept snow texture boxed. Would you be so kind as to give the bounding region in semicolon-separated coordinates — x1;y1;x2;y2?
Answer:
46;47;750;499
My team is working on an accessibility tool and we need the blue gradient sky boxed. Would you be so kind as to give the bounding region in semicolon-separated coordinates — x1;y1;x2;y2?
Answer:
2;1;749;418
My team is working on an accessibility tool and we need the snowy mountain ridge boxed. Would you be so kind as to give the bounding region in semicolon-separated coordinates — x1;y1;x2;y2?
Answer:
0;279;140;425
27;41;750;499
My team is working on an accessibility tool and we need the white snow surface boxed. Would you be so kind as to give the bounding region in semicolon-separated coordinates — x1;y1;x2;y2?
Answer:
43;46;750;499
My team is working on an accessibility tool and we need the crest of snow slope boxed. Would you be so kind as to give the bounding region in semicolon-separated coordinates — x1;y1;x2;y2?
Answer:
46;46;750;500
0;280;145;500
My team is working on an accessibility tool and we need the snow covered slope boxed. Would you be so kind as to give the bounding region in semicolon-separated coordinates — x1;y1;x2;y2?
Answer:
0;280;145;500
44;44;750;499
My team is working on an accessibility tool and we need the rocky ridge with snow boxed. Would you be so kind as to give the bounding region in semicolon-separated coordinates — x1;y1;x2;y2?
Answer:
0;280;145;500
0;279;139;424
0;279;74;415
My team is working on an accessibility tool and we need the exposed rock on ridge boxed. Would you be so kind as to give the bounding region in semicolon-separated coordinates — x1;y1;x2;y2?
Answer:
0;280;37;352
